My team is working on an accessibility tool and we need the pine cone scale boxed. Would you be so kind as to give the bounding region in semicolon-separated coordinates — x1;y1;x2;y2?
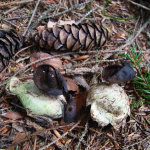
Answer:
67;34;76;49
64;24;71;33
54;39;63;50
47;33;56;47
59;29;69;44
71;25;79;39
72;40;81;51
81;24;88;33
79;28;87;46
100;33;106;46
87;24;95;39
5;34;16;55
53;26;62;38
42;30;49;41
0;29;22;72
0;44;10;58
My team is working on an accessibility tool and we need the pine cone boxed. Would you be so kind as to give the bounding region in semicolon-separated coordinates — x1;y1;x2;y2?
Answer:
33;23;110;51
0;29;22;72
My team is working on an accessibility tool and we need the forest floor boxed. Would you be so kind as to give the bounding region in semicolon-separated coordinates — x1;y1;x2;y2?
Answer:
0;0;150;149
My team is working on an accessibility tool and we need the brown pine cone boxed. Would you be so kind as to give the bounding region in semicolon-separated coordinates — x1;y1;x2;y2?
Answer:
33;23;110;51
0;29;22;72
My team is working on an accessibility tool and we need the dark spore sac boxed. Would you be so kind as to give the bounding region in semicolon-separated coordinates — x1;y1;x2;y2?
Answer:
33;64;65;95
102;61;135;83
33;64;77;124
64;94;77;124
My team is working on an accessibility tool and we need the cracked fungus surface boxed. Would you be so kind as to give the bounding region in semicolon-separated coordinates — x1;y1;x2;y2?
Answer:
86;83;130;130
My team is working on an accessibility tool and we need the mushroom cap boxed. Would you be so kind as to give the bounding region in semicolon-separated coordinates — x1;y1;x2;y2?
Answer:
86;82;130;130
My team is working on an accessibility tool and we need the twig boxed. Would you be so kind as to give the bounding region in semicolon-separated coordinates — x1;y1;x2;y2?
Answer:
86;133;97;150
42;0;94;20
75;116;89;150
14;44;35;58
23;0;41;37
0;0;34;7
127;0;150;11
14;50;122;76
75;6;100;25
25;0;94;39
4;16;31;21
115;18;150;51
2;19;20;29
22;125;33;150
23;118;65;149
24;6;56;40
3;5;22;15
16;56;30;63
123;135;150;149
39;114;86;150
12;47;150;74
63;58;122;70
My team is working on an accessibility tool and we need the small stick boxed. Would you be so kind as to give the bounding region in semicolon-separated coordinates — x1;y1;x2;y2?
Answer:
75;116;89;150
24;6;56;40
14;44;35;58
16;56;30;63
25;0;94;39
86;133;97;149
22;125;33;150
14;51;122;76
2;19;20;29
5;16;31;21
42;0;94;20
75;6;100;25
127;0;150;11
122;135;150;149
23;0;41;37
39;114;86;150
3;5;22;15
0;0;34;7
62;58;122;70
115;18;150;51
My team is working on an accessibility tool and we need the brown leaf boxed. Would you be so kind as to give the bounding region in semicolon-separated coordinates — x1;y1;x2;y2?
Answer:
1;112;25;120
30;52;63;71
0;126;11;135
115;32;121;37
142;67;147;74
12;132;26;144
64;77;79;92
75;92;87;118
53;129;66;144
72;55;89;61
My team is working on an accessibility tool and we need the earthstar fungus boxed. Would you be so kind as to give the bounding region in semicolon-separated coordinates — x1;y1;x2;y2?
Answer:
102;61;135;83
6;77;65;119
86;83;130;130
33;64;77;124
86;61;134;130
